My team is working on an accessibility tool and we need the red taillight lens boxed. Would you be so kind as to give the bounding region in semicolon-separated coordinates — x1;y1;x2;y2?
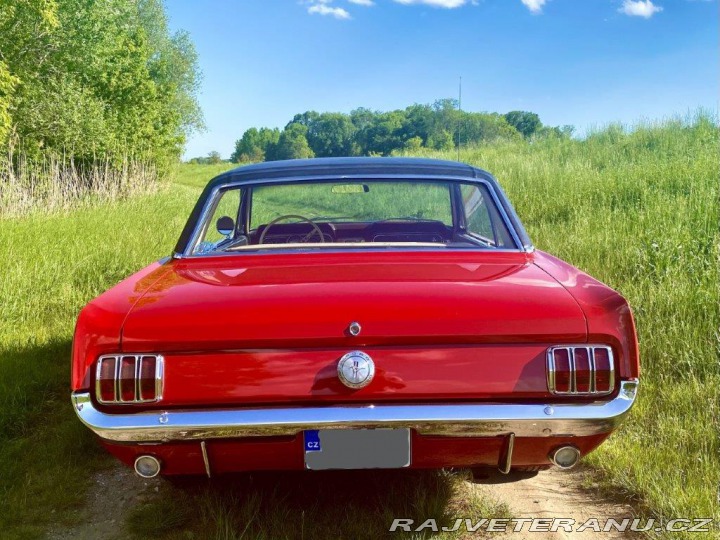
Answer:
119;356;137;401
139;356;157;401
552;348;572;393
574;348;591;393
96;355;162;404
593;347;613;393
97;357;117;402
548;346;614;395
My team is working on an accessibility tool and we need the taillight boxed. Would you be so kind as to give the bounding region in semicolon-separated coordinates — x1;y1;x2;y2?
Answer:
119;356;137;401
551;348;572;393
95;355;163;404
593;347;613;394
547;346;615;396
97;356;117;402
139;356;159;401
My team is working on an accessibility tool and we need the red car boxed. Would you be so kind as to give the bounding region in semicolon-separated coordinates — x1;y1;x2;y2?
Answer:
71;157;639;479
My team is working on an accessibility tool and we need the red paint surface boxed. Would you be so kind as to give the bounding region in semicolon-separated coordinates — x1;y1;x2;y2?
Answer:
134;344;555;408
102;432;610;475
533;251;640;379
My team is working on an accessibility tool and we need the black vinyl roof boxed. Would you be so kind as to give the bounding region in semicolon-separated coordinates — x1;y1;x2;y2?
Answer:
208;157;483;187
174;157;532;255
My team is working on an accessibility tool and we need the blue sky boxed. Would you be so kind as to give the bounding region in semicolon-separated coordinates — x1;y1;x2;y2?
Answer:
166;0;719;159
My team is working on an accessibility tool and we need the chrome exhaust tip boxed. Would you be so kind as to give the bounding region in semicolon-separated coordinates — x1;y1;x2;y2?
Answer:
549;445;581;470
134;455;161;478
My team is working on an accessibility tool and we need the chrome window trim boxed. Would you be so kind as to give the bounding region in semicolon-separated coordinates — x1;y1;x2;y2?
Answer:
71;380;638;443
95;354;164;405
182;175;529;257
546;345;615;396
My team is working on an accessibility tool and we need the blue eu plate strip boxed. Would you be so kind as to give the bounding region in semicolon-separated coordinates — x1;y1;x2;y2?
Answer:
304;430;321;452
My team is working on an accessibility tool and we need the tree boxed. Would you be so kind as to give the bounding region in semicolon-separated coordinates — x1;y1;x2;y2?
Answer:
503;111;542;139
0;0;202;165
230;100;550;163
304;112;356;157
404;136;423;152
0;61;17;146
400;103;433;145
427;129;454;151
460;112;521;144
268;123;314;161
359;110;405;156
231;127;280;162
206;151;223;164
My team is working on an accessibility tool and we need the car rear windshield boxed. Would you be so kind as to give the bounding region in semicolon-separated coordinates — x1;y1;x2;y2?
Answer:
191;180;516;254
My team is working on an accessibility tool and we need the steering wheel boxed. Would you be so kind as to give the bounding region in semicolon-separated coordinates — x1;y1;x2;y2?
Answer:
258;214;325;245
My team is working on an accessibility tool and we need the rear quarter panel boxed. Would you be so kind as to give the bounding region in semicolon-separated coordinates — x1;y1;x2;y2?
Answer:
71;261;170;390
533;250;640;379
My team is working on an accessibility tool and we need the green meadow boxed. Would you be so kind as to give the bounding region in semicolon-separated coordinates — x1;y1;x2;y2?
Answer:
0;115;717;538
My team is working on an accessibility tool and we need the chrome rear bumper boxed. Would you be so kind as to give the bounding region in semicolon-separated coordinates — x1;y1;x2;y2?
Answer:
71;380;638;443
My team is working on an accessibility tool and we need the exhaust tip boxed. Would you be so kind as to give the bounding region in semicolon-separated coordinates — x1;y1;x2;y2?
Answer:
134;455;161;478
549;446;581;470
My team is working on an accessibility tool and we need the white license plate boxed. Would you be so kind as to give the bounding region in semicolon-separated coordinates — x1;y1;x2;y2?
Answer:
304;429;411;470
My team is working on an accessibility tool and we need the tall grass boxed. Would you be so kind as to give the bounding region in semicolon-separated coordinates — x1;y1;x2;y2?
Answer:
404;111;720;531
0;150;159;218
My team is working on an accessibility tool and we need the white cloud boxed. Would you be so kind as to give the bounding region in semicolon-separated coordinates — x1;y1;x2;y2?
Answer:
619;0;663;18
348;0;375;5
393;0;469;8
308;3;352;18
520;0;547;13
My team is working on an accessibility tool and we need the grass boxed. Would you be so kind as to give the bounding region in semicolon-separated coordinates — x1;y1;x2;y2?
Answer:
0;152;160;218
0;113;717;538
127;470;507;539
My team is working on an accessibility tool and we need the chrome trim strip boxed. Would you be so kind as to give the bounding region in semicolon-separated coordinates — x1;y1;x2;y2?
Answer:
71;380;638;443
135;356;142;402
200;441;211;478
499;433;515;475
569;347;577;394
546;350;556;393
607;353;616;394
155;356;165;402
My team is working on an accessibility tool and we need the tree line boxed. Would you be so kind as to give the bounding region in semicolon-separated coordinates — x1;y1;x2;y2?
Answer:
224;100;573;163
0;0;203;168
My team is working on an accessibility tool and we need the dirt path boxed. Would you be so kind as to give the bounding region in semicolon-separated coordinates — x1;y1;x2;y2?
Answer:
46;466;165;540
46;465;638;539
472;467;638;539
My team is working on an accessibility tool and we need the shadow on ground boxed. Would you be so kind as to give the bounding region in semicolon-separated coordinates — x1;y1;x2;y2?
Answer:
127;467;505;539
0;340;111;540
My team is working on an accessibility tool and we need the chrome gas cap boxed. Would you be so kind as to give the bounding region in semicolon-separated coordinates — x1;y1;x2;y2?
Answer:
337;351;375;389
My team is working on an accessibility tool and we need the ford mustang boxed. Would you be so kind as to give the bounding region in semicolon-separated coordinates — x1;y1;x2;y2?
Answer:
71;157;639;479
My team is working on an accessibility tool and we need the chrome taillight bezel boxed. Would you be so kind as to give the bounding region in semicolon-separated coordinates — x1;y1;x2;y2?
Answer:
546;345;615;396
95;354;164;404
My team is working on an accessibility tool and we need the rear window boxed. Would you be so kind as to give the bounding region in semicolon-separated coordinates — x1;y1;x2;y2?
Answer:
192;180;516;255
250;182;453;228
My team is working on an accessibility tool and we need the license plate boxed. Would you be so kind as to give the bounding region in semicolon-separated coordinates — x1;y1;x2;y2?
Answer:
304;429;411;470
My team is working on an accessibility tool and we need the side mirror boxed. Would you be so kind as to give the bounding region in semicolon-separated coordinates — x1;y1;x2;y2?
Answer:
216;216;235;237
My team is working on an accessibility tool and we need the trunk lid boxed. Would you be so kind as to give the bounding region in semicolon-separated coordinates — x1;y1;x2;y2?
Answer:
121;251;585;351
